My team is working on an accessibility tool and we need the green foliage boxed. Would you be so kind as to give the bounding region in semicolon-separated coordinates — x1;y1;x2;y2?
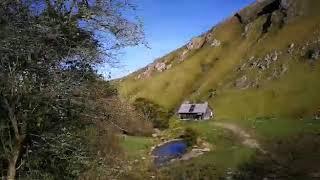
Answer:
20;130;92;179
132;98;171;129
0;0;145;179
180;127;198;146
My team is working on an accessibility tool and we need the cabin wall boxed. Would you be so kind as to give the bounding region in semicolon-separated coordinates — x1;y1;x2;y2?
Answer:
203;108;213;120
179;113;202;120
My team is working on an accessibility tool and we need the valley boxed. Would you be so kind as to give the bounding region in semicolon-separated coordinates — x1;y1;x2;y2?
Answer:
117;0;320;179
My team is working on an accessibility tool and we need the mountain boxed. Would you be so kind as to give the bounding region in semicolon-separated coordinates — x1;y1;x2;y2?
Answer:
119;0;320;120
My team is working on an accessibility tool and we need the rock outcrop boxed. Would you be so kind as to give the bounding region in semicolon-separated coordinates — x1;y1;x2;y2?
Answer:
187;37;206;50
179;49;189;61
155;62;166;72
235;0;301;35
137;66;154;79
136;61;173;79
179;31;221;61
246;51;280;71
210;39;221;47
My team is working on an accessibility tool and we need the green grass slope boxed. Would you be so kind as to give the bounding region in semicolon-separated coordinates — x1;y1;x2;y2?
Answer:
119;0;320;120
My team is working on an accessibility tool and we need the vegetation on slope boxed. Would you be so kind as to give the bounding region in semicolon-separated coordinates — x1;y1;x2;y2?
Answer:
119;0;320;121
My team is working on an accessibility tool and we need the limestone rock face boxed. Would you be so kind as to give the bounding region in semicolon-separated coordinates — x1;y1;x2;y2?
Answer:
281;0;300;21
236;0;276;24
187;37;206;50
236;0;299;25
155;62;166;72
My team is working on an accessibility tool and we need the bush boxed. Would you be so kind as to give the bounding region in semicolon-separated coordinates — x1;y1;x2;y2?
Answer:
180;127;198;146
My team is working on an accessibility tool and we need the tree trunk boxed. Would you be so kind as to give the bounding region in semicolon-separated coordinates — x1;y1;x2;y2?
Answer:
3;98;25;180
7;143;22;180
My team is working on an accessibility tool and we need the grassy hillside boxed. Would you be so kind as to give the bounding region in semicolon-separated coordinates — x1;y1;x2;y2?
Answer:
119;0;320;120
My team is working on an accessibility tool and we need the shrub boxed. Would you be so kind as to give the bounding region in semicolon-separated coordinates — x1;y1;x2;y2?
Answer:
180;127;198;146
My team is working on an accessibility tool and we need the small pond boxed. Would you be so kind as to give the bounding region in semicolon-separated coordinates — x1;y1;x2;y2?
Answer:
152;139;188;166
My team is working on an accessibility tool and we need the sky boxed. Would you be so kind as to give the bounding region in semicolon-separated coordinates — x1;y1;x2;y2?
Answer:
99;0;255;79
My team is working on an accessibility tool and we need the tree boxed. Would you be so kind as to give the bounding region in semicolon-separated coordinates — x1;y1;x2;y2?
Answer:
0;0;145;179
102;96;153;136
132;98;171;129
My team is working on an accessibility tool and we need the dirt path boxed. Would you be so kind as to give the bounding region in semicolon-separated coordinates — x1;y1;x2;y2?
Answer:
214;122;266;153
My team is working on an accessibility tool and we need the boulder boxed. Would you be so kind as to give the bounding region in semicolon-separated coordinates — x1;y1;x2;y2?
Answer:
211;39;221;47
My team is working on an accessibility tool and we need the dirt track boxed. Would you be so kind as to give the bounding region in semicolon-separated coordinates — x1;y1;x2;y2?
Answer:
214;122;266;153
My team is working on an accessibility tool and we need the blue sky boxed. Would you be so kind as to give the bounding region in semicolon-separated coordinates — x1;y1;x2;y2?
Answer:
99;0;255;79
